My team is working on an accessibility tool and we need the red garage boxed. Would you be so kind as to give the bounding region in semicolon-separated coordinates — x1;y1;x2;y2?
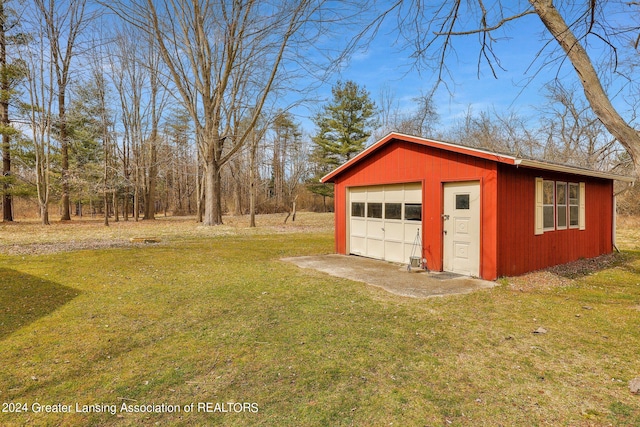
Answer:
321;132;634;280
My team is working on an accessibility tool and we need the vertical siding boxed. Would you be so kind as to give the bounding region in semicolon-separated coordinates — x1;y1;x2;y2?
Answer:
332;139;499;279
496;164;613;277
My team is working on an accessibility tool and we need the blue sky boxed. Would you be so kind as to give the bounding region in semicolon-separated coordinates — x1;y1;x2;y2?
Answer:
291;2;637;139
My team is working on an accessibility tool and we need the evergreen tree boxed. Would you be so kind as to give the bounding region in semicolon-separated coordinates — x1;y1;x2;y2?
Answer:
1;0;27;221
312;80;376;167
308;80;376;208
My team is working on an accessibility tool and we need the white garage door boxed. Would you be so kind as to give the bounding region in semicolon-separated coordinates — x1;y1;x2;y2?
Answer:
348;183;422;264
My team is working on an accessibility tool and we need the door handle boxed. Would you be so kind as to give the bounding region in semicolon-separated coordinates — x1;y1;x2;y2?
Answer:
443;230;447;235
442;214;450;220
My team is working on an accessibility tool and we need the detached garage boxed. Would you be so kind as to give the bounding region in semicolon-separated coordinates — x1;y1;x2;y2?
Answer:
321;132;634;280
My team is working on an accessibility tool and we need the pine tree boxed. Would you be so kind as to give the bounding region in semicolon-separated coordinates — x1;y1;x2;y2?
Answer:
312;80;376;167
0;0;26;221
308;80;376;209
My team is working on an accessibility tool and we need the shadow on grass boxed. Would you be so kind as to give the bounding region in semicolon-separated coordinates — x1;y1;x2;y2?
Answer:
0;268;79;340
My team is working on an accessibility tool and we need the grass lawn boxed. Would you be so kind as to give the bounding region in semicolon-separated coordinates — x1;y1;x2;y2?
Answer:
1;213;639;426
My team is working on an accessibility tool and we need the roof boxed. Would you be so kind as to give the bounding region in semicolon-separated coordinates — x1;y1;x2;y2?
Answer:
321;132;635;183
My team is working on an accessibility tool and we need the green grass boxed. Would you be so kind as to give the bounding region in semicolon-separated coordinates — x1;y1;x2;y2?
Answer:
1;217;640;426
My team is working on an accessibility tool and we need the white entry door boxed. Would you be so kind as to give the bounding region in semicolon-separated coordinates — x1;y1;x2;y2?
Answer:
443;181;480;277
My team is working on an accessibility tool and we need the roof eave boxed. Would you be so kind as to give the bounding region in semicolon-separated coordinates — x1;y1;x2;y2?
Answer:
514;159;636;182
321;132;518;183
320;132;635;184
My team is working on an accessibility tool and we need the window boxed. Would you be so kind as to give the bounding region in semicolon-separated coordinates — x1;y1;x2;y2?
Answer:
405;203;422;221
535;178;585;234
569;183;579;228
556;182;567;229
385;203;402;220
351;202;365;217
367;203;382;219
455;194;470;210
543;180;555;230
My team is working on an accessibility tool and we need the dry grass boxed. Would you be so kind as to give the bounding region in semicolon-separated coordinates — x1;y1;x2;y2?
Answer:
0;212;333;255
617;216;640;251
0;213;639;426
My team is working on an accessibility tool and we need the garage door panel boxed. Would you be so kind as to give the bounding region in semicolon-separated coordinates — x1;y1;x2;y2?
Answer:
404;184;422;202
404;223;421;241
366;186;384;201
351;218;366;236
367;239;384;259
383;186;404;202
351;236;366;256
366;220;384;239
384;241;404;263
384;222;404;241
350;187;367;202
349;183;422;263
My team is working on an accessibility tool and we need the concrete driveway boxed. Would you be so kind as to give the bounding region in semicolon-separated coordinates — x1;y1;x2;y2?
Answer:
282;254;497;298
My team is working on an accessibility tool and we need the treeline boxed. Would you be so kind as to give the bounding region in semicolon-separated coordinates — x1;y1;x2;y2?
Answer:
1;1;638;225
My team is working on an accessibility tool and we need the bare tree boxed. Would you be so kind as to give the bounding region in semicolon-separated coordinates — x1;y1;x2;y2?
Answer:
105;0;340;225
34;0;91;220
388;0;640;176
21;25;54;225
539;81;622;170
376;86;439;139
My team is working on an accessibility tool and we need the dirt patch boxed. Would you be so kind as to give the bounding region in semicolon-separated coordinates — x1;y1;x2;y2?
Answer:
508;252;624;292
2;240;155;256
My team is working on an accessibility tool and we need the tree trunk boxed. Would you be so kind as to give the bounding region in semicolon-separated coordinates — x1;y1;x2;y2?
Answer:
232;158;242;216
40;203;49;225
0;1;11;222
144;142;157;220
123;187;129;221
292;195;297;222
249;136;257;228
530;0;640;177
103;192;109;226
59;92;71;220
113;191;119;222
203;158;223;225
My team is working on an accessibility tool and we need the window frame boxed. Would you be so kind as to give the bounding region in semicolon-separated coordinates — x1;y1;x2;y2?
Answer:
351;202;365;218
542;180;555;231
568;182;580;229
556;181;568;230
384;203;402;220
404;203;422;221
535;178;585;234
366;202;383;219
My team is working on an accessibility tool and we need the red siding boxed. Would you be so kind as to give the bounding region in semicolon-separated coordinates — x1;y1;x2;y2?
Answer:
496;164;613;277
332;139;499;279
330;137;616;280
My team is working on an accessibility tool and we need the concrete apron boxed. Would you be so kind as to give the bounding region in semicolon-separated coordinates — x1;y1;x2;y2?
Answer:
282;254;497;298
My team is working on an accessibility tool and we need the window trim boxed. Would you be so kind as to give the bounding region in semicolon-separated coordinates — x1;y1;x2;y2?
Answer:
542;180;555;231
366;202;383;219
351;202;365;218
556;181;568;230
535;178;585;234
568;182;580;229
384;203;402;220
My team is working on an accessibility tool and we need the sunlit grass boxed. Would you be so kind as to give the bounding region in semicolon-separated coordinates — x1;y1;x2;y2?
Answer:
0;214;638;426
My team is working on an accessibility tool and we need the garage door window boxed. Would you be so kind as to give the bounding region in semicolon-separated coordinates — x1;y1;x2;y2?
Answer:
367;203;383;218
351;202;365;217
405;203;422;221
385;203;402;220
